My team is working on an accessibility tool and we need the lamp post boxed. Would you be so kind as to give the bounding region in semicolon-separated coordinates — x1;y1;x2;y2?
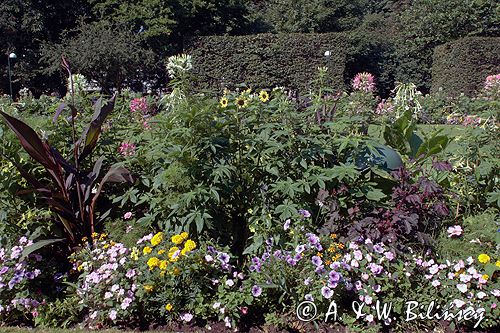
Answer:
8;52;17;100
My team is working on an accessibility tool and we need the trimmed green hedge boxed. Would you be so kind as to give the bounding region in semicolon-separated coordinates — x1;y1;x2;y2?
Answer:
431;37;500;96
185;33;348;93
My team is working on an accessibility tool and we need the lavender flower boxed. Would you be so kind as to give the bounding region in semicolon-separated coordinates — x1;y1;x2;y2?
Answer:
251;285;262;297
299;209;311;218
321;286;333;299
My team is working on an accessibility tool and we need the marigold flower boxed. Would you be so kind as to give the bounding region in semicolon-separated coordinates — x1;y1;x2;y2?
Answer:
220;97;228;108
173;267;181;275
496;260;500;268
180;232;189;240
159;260;168;270
143;246;153;255
147;257;160;269
478;254;491;264
171;234;184;245
144;285;154;292
184;239;196;252
151;232;164;246
158;249;166;255
165;303;173;311
482;274;489;281
259;90;269;103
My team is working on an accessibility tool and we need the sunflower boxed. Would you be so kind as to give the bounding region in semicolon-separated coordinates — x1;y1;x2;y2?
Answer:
220;97;228;108
259;90;269;103
235;97;248;109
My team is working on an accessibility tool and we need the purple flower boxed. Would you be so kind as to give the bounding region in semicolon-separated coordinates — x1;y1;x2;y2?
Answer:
368;263;383;275
353;250;363;261
329;270;341;282
251;285;262;297
283;219;291;230
0;266;8;275
295;245;306;254
321;286;333;299
373;244;384;254
305;294;314;301
299;209;311;218
262;252;270;261
311;256;322;266
218;252;230;264
384;251;395;261
265;237;274;246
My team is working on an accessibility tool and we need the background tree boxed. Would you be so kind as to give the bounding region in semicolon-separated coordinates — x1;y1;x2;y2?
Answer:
0;0;89;96
40;20;155;93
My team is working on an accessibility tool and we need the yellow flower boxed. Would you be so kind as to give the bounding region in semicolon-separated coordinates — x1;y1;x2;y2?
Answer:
159;260;168;270
220;97;228;108
151;232;164;246
131;247;139;261
496;260;500;268
478;254;490;264
482;274;489;281
259;90;269;103
143;246;153;255
158;249;166;255
91;232;99;239
171;234;184;245
103;244;110;249
184;239;196;252
181;248;188;256
81;237;88;242
144;285;154;293
99;233;107;241
147;257;160;269
165;303;173;311
180;232;188;240
235;97;248;109
77;264;84;272
173;267;181;275
330;233;337;239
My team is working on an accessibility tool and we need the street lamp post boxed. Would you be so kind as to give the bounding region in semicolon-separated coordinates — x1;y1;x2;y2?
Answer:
8;52;17;100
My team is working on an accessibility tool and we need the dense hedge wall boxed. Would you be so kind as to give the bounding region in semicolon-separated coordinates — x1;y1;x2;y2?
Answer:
185;33;348;93
431;37;500;96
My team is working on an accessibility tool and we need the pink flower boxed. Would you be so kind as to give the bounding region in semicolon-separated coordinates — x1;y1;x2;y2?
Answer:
123;212;132;220
352;72;376;93
119;142;136;157
130;97;148;114
456;284;468;293
432;280;441;287
447;225;463;237
375;99;394;115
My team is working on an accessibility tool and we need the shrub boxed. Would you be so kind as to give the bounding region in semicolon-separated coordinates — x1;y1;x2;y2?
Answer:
431;37;500;96
185;33;348;93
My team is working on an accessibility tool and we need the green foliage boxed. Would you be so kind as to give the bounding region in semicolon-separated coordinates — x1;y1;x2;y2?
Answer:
245;0;369;33
431;37;500;96
437;210;499;260
186;33;347;93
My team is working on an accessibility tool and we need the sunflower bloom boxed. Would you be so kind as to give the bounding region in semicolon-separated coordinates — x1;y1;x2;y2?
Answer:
259;90;269;102
235;97;248;109
220;97;228;108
